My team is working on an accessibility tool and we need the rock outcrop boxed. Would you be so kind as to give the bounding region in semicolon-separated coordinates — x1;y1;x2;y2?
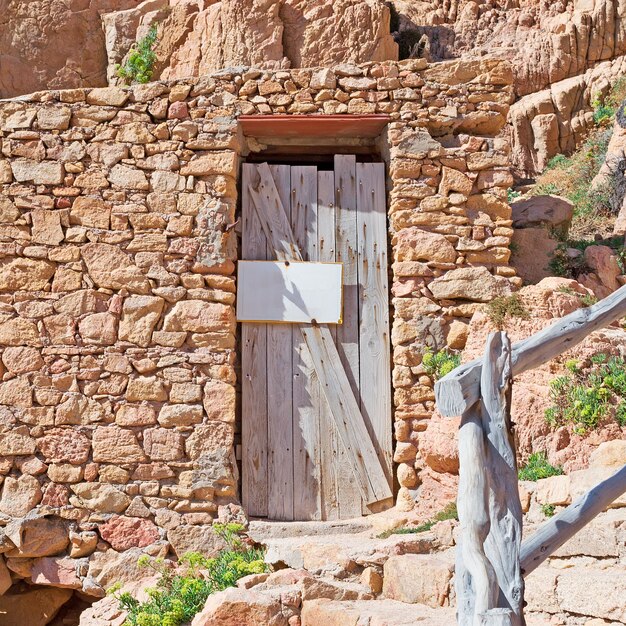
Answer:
0;0;141;99
0;0;398;98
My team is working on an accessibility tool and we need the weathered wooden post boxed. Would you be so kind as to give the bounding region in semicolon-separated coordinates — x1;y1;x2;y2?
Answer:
454;332;523;626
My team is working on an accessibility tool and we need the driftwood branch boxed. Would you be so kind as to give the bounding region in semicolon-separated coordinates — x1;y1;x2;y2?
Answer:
520;463;626;576
479;333;523;625
435;284;626;417
478;609;513;625
456;333;522;626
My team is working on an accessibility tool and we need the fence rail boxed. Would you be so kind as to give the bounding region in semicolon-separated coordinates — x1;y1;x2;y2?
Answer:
434;284;626;626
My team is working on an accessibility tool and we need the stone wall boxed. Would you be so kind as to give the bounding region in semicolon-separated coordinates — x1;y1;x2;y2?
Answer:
0;58;516;595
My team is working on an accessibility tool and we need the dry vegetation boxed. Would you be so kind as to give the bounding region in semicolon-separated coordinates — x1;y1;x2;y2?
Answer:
531;78;626;240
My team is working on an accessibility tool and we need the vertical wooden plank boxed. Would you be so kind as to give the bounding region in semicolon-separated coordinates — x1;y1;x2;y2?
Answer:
291;166;322;521
334;154;363;518
241;164;268;517
266;164;294;521
317;170;340;521
356;163;393;511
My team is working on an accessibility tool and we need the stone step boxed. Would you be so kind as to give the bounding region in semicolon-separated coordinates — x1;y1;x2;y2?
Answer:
301;598;456;626
259;530;443;576
248;517;373;542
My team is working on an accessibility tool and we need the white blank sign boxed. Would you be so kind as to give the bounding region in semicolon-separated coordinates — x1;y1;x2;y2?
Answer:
237;261;343;324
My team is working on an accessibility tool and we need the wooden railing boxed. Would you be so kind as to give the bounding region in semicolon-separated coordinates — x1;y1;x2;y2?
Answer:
434;284;626;626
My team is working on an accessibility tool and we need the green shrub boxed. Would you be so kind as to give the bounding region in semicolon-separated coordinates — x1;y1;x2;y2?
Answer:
545;354;626;434
116;24;158;85
592;98;615;126
422;348;461;380
518;452;563;481
378;502;458;538
111;524;267;626
541;503;557;517
532;117;616;236
549;236;625;279
486;294;530;330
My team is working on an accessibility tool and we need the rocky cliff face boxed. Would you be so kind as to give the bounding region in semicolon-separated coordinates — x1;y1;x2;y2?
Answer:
0;0;398;99
0;0;141;99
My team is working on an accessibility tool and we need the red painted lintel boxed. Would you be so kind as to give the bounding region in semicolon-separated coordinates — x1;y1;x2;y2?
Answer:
238;114;390;139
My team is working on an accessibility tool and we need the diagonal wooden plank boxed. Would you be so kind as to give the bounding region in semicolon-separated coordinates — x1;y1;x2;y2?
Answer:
317;170;341;520
334;154;364;518
241;164;268;517
248;162;392;505
291;165;322;520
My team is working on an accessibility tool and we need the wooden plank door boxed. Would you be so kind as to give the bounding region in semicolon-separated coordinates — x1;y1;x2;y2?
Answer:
241;157;392;521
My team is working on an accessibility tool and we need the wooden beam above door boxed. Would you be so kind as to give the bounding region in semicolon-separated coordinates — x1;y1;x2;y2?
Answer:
239;114;390;139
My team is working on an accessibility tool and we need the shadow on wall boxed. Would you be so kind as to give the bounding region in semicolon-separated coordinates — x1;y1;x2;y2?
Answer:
387;2;458;61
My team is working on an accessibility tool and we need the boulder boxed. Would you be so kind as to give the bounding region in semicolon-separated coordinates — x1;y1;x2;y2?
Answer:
167;524;226;558
535;475;570;506
71;483;131;514
579;245;621;298
4;516;70;558
510;228;558;285
81;243;150;294
0;475;42;517
382;554;453;607
31;556;83;589
511;195;574;234
0;258;55;292
301;598;455;626
0;586;72;626
589;440;626;468
87;548;164;591
118;296;165;347
393;228;457;264
191;587;288;626
418;412;460;474
557;568;626;622
92;426;146;464
37;428;91;465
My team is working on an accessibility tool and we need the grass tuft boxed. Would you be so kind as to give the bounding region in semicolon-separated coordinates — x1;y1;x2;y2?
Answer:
518;452;563;481
377;502;458;539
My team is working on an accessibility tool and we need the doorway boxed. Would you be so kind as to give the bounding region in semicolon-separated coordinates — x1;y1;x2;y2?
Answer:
240;155;392;521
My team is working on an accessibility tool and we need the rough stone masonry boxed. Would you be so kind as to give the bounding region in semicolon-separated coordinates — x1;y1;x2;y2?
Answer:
0;57;518;595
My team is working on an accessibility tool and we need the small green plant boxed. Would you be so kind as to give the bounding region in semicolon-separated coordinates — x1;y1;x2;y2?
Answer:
116;24;158;85
507;188;522;203
111;524;267;626
545;354;626;434
541;503;557;517
378;502;458;538
556;285;598;307
486;294;530;330
592;94;615;126
422;348;461;380
580;293;599;307
518;452;563;481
